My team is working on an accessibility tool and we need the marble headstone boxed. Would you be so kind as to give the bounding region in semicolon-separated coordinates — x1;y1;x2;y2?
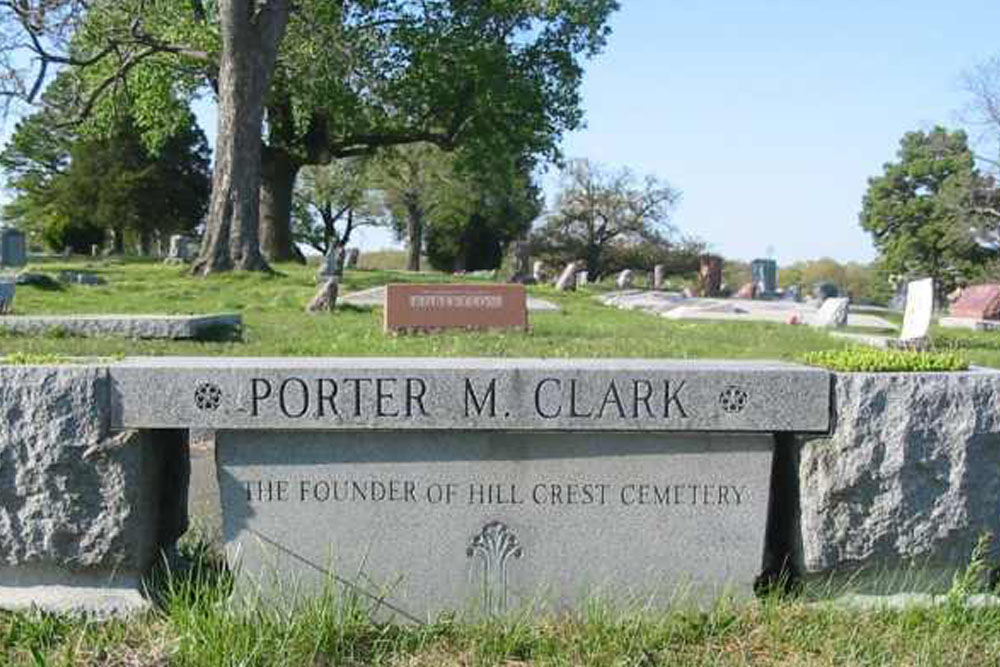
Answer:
616;269;634;289
554;262;578;291
900;278;934;343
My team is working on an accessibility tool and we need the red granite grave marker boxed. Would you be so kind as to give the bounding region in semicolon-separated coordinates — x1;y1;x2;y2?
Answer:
950;284;1000;320
385;284;528;332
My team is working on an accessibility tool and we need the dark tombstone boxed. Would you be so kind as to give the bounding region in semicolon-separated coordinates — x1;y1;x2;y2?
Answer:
0;227;27;268
750;259;778;295
698;254;723;297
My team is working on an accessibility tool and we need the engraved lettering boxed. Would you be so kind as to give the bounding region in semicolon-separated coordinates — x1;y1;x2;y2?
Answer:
632;379;654;418
376;378;399;417
316;379;338;418
250;378;272;416
569;379;592;418
465;378;497;417
597;380;626;419
664;380;689;418
279;378;309;418
406;378;428;417
534;378;562;418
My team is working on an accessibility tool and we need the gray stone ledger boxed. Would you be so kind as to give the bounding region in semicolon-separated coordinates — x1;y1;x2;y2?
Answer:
218;430;774;619
0;313;241;340
110;358;831;433
795;370;1000;591
0;365;188;617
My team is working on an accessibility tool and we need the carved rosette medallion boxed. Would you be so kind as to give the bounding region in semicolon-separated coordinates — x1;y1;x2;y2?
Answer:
194;382;223;411
467;521;523;615
718;385;749;414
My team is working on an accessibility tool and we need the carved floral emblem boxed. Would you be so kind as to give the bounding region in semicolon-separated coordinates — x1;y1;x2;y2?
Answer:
718;385;749;414
467;521;523;615
194;382;223;411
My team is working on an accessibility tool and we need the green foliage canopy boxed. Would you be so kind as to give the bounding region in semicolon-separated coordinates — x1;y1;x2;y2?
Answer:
859;127;993;294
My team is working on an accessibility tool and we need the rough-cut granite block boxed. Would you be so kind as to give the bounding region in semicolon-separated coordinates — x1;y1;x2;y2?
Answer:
0;365;188;616
795;370;1000;590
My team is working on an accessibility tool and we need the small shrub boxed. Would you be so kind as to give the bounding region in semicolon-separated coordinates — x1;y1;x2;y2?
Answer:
0;352;69;365
802;347;969;372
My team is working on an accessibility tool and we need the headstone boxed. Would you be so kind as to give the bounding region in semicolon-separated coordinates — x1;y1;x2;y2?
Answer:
554;262;578;291
751;259;778;295
0;227;27;268
0;277;14;314
59;271;105;286
384;284;528;332
317;245;344;282
813;297;849;328
653;264;666;290
91;244;99;257
306;278;339;313
576;270;588;288
948;284;1000;320
697;255;723;297
899;278;934;344
813;282;839;300
166;234;198;263
783;285;801;302
109;358;831;618
344;248;360;269
616;269;634;289
61;246;72;258
507;240;531;283
532;261;546;284
735;282;756;299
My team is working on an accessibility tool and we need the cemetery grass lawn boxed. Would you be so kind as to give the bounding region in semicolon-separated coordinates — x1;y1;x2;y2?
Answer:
1;258;860;362
4;567;1000;666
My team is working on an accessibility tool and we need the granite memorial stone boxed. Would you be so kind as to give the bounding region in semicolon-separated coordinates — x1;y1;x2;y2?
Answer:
384;284;528;332
616;269;634;289
698;255;723;297
532;261;546;284
107;357;830;617
900;278;934;344
0;227;26;268
751;259;778;295
813;297;849;328
949;284;1000;320
554;262;579;291
576;270;589;288
653;264;666;290
0;277;14;314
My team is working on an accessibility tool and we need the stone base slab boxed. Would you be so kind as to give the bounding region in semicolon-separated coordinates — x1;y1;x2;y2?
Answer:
0;313;241;339
938;316;1000;331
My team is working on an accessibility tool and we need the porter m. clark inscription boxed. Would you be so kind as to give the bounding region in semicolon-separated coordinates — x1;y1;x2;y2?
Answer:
241;376;695;421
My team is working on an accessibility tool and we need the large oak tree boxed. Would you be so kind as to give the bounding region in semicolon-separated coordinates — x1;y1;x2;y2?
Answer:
0;1;617;273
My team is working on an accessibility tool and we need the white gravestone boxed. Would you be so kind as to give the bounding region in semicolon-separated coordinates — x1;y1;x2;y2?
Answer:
554;262;578;291
532;261;546;283
576;271;588;288
616;269;634;290
813;297;849;328
900;278;934;343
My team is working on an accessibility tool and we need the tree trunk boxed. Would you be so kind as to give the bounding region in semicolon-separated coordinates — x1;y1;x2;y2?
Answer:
260;146;305;263
405;200;423;272
192;0;290;275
